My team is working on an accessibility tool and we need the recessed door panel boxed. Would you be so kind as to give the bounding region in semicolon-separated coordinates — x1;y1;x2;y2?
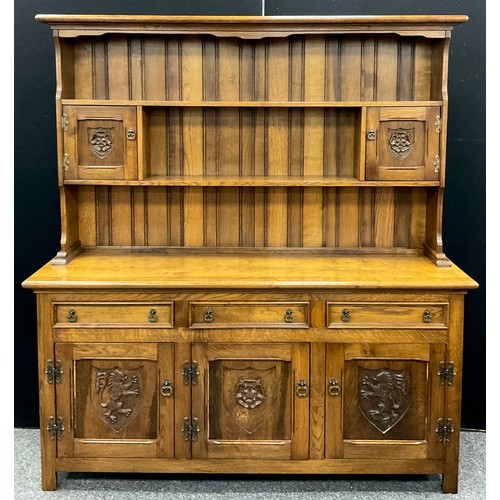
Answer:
63;106;137;180
366;107;440;181
325;343;446;460
55;342;174;459
192;343;309;460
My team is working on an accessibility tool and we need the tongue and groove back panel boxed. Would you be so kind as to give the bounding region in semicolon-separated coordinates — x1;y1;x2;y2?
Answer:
78;185;426;249
65;34;443;101
61;32;442;253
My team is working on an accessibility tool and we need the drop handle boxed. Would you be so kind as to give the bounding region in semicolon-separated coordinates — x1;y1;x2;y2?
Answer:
148;309;158;323
328;378;341;397
296;379;309;397
341;308;351;322
161;379;173;397
204;307;214;323
284;309;295;323
423;309;432;323
67;309;77;323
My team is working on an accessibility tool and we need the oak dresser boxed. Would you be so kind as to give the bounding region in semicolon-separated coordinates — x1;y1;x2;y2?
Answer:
23;14;478;493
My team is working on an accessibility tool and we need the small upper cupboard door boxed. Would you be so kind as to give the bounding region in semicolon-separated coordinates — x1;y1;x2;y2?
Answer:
54;343;174;459
191;343;309;460
365;107;441;181
63;106;137;180
325;343;446;461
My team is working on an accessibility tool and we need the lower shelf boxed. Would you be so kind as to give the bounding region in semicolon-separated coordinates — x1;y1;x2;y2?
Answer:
56;457;445;475
64;175;441;187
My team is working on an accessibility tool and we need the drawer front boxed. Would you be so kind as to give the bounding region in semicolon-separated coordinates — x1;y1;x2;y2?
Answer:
189;302;310;329
54;302;174;327
327;302;447;329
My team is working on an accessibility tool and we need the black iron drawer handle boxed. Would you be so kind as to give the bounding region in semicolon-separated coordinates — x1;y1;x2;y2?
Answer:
423;309;432;323
67;309;77;323
341;308;351;322
284;309;295;323
204;307;214;323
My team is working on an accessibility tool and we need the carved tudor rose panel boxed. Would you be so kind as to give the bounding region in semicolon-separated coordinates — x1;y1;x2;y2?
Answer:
191;342;309;460
358;367;411;434
235;378;267;410
388;128;414;160
88;127;114;159
91;366;143;432
208;360;291;440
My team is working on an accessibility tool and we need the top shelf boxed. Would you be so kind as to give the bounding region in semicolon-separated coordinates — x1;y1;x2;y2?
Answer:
61;99;443;108
36;14;468;39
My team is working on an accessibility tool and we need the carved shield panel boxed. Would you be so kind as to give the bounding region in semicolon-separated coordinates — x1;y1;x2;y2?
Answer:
88;127;114;159
91;366;143;433
220;366;276;436
358;367;411;434
388;128;414;160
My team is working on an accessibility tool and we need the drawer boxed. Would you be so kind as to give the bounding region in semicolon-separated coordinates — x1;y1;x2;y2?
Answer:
189;302;310;329
327;302;447;329
54;302;174;327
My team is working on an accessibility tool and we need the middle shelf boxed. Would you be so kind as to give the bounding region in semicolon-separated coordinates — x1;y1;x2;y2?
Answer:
64;176;440;187
62;103;442;186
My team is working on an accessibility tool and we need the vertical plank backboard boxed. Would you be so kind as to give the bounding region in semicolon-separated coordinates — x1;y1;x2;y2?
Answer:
107;36;129;100
217;39;241;247
182;37;204;246
143;37;166;100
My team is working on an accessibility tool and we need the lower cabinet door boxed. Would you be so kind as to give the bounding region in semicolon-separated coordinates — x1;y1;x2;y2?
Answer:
325;343;446;460
191;342;310;460
54;342;175;458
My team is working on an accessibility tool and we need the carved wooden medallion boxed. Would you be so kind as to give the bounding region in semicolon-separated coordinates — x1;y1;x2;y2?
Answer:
388;128;414;160
88;127;113;159
358;367;410;434
91;366;143;432
235;378;267;409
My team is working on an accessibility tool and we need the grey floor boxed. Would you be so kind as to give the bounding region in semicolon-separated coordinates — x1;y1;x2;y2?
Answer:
14;428;485;499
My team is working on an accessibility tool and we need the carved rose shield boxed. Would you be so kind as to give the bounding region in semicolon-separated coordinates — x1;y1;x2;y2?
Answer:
88;127;113;159
235;378;267;409
388;128;414;160
91;366;143;432
220;366;275;436
358;367;410;434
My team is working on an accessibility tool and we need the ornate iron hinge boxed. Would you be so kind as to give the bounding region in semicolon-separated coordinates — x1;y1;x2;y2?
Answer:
47;416;64;440
63;153;70;171
438;361;456;386
435;115;442;133
45;359;63;384
433;155;441;173
182;417;200;442
182;361;199;385
62;114;68;132
436;418;454;442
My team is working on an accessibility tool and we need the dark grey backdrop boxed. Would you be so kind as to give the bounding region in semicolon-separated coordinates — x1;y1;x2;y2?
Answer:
14;0;486;429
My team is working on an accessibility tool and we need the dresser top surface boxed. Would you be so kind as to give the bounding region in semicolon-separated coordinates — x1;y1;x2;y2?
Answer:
22;251;478;291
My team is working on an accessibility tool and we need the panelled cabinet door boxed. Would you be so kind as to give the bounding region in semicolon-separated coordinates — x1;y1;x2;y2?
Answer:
63;106;137;180
191;343;309;460
325;343;445;460
366;107;441;181
54;343;174;458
